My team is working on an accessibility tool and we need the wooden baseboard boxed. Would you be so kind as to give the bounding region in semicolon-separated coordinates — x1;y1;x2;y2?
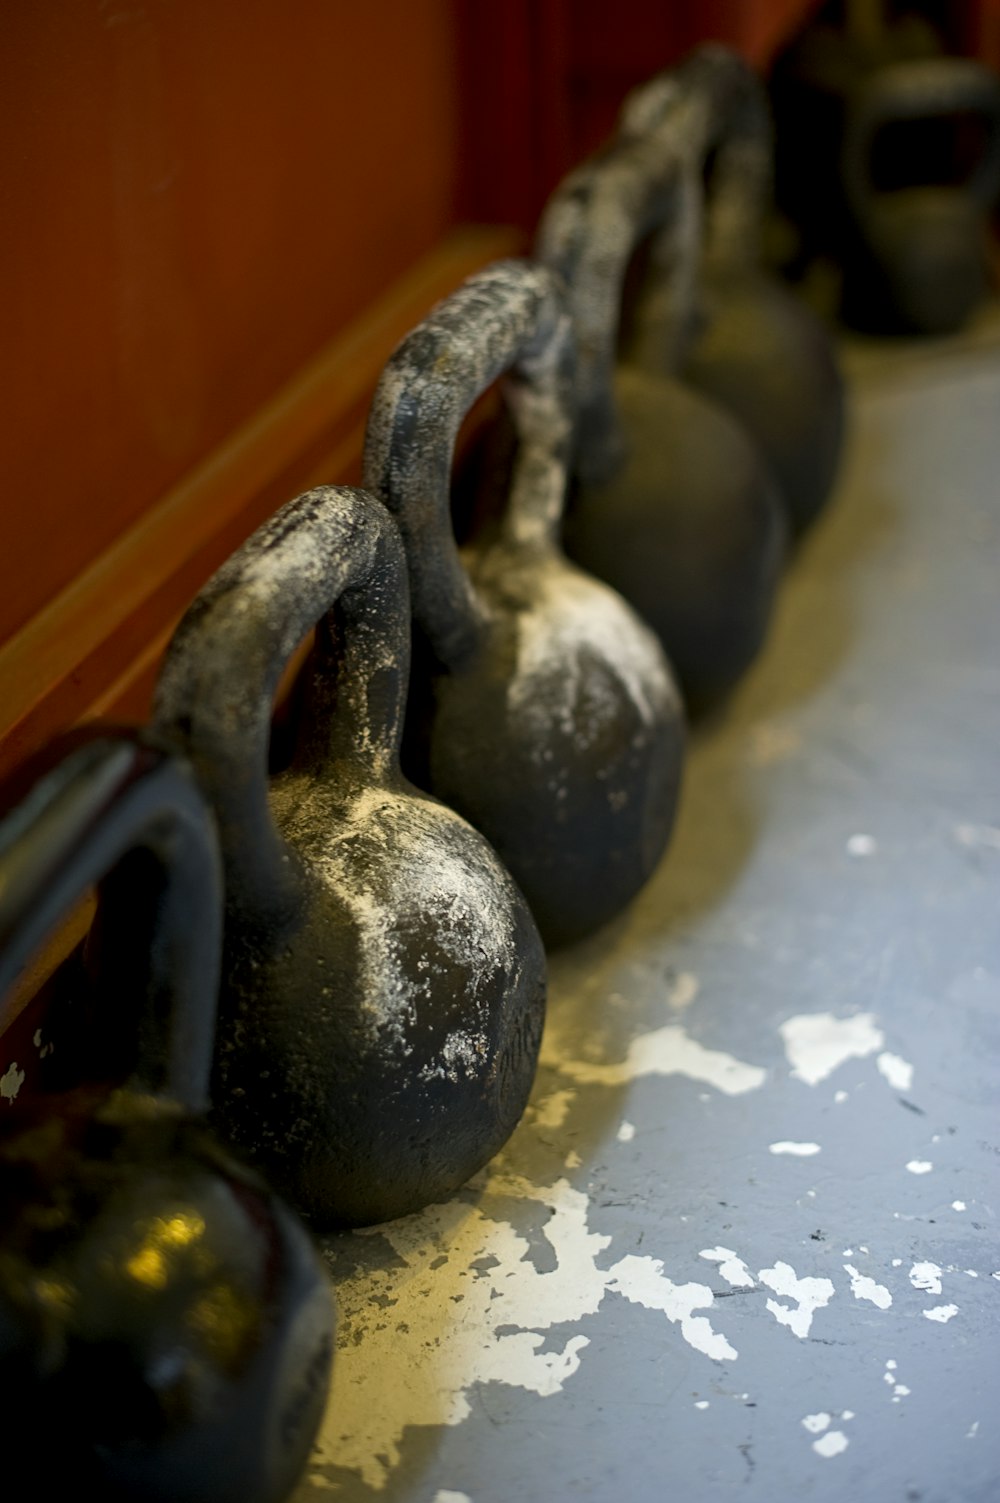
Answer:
0;224;522;782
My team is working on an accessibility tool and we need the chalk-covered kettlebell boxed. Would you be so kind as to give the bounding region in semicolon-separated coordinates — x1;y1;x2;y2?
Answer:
620;46;845;536
153;486;546;1228
364;260;684;947
536;131;786;709
0;730;333;1503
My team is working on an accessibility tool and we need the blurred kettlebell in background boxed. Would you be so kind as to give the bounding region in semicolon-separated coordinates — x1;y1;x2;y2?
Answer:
536;126;786;710
620;45;845;536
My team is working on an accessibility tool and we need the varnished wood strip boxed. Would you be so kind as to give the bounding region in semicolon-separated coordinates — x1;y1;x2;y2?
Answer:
0;225;522;781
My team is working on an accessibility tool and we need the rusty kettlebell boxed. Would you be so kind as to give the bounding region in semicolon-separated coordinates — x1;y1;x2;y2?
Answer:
364;259;684;947
536;129;786;710
619;46;845;536
0;730;333;1503
840;56;1000;334
153;485;546;1229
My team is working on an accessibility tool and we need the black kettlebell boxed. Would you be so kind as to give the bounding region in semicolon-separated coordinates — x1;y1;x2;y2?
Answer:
840;56;1000;334
363;259;684;947
0;730;333;1503
153;485;546;1228
619;46;846;536
535;128;786;710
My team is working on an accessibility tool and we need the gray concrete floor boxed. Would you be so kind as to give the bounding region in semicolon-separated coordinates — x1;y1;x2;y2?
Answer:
304;318;1000;1503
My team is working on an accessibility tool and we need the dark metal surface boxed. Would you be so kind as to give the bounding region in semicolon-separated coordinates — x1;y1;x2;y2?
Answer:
299;329;1000;1502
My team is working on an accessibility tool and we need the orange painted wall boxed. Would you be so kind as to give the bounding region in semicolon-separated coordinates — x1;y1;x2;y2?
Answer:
0;0;460;644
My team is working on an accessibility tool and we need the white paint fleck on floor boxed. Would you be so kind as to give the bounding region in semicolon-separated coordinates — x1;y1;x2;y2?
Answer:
779;1012;884;1085
556;1024;766;1095
906;1160;933;1174
910;1262;943;1294
843;1264;893;1309
758;1262;835;1339
813;1431;850;1459
923;1304;959;1324
846;833;877;857
802;1412;831;1434
769;1141;821;1156
616;1120;636;1143
876;1051;914;1091
699;1247;755;1288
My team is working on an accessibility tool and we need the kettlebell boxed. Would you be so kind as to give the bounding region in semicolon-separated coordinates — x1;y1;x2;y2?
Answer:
535;128;786;710
0;730;333;1503
619;46;846;536
840;56;1000;334
364;259;684;948
153;485;546;1228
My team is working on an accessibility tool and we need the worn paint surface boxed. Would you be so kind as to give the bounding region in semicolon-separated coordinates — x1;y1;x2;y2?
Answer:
285;334;1000;1498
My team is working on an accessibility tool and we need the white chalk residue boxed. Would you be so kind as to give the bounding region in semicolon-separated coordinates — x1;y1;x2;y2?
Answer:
769;1141;821;1157
843;1264;892;1310
758;1262;835;1339
906;1160;933;1175
780;1012;884;1086
876;1052;914;1092
558;1024;767;1096
802;1412;831;1434
968;1422;980;1439
699;1247;755;1288
910;1262;943;1294
667;972;699;1011
923;1304;959;1324
616;1120;636;1143
813;1431;849;1459
533;1090;576;1130
0;1062;25;1102
605;1257;738;1362
434;1493;472;1503
846;833;877;857
313;1175;735;1489
834;1090;849;1103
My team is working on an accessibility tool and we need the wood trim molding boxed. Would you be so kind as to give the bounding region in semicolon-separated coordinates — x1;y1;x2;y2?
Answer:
0;224;522;782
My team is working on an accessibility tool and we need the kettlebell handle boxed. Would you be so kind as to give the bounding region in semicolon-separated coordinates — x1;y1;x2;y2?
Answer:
843;57;1000;212
154;486;411;924
0;731;221;1113
536;133;691;482
364;259;575;670
620;45;773;270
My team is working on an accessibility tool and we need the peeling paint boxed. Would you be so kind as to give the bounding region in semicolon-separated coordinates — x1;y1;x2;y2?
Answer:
876;1052;914;1092
758;1262;835;1338
813;1431;849;1458
557;1024;766;1095
699;1247;755;1288
779;1012;884;1086
910;1262;943;1294
923;1304;958;1323
843;1264;892;1309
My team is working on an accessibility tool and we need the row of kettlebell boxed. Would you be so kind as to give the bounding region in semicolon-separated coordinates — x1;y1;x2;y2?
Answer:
0;44;844;1503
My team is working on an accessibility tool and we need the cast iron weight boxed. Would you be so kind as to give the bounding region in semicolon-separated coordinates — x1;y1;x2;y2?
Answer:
0;730;333;1503
619;45;846;536
364;259;685;947
536;127;786;710
154;485;547;1228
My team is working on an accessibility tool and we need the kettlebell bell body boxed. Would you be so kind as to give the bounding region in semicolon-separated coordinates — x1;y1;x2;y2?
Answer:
840;57;1000;334
154;486;546;1229
620;47;845;536
365;260;684;947
536;131;786;710
0;732;333;1503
